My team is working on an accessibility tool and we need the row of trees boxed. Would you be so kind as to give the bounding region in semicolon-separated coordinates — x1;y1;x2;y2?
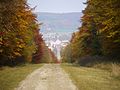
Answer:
61;0;120;64
0;0;57;66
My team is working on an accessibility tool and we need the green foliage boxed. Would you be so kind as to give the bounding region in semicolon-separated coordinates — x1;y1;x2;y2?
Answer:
40;45;58;63
62;0;120;64
61;44;72;63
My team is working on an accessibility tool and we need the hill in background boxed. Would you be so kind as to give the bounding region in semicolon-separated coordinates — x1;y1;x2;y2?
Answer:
36;12;83;33
36;12;83;59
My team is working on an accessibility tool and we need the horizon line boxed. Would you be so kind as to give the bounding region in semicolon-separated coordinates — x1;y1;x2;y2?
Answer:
34;11;82;14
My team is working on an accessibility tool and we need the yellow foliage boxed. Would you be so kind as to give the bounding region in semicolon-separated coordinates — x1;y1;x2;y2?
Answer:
13;52;21;56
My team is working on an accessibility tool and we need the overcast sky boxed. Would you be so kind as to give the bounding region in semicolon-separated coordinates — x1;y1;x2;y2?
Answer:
27;0;87;13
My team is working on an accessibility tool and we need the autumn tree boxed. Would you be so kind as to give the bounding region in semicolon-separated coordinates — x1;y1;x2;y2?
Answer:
0;0;40;66
32;29;44;63
63;0;120;64
61;44;72;63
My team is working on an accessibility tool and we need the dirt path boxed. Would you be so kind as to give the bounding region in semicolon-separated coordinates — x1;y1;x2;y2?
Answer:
15;64;78;90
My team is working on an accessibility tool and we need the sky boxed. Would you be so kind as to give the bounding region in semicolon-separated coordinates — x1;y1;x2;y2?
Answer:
27;0;87;13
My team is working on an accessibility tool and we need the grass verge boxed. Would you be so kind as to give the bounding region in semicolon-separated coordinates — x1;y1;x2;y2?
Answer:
61;63;120;90
0;64;43;90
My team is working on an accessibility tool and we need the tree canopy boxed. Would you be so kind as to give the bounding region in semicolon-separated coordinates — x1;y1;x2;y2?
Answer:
61;0;120;64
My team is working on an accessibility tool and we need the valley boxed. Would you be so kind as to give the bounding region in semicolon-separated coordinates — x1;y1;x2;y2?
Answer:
37;12;83;59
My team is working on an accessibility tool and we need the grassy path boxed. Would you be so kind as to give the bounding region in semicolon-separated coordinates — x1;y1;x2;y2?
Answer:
61;64;120;90
0;63;119;90
0;64;43;90
16;64;78;90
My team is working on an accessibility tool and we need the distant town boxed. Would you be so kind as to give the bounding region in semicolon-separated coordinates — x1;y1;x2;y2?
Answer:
42;31;72;60
38;12;82;60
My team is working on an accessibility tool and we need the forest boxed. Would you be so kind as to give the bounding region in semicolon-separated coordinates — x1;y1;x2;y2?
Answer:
0;0;57;66
61;0;120;66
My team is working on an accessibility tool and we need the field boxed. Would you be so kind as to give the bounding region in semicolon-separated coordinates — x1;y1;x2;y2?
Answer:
0;64;42;90
62;63;120;90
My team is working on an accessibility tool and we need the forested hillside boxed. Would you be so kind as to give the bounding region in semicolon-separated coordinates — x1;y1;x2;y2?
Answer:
37;12;82;33
61;0;120;64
